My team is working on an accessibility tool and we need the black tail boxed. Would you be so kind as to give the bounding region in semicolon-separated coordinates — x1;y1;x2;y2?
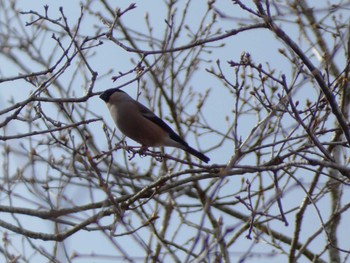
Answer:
184;146;210;163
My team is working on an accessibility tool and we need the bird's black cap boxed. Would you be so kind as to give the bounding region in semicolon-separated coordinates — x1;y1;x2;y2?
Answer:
99;88;125;102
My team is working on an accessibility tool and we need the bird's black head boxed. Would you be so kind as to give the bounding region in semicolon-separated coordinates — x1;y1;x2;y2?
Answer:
99;88;125;102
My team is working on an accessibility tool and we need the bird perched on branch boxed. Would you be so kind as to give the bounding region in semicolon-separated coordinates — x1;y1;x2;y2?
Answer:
99;88;210;163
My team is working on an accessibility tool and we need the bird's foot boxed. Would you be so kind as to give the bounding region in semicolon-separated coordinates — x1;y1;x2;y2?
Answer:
137;146;149;157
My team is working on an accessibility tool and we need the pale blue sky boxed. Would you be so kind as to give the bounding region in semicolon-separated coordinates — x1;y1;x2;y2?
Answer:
0;1;348;262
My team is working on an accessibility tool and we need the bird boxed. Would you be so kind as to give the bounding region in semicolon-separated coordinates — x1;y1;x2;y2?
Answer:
99;88;210;163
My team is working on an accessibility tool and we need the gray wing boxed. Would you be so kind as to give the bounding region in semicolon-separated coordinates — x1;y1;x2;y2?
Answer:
136;102;189;147
136;101;210;163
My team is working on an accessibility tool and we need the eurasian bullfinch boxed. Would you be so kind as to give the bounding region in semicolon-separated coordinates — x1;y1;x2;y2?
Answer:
100;89;210;163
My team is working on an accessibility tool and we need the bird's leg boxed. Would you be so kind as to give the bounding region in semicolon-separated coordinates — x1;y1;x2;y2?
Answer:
137;145;149;157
